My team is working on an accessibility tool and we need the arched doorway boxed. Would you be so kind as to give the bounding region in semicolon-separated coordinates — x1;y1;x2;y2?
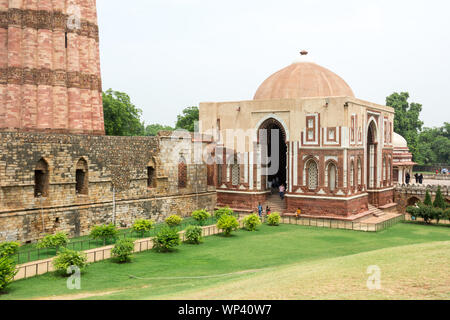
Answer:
367;121;378;189
407;197;420;207
258;118;288;190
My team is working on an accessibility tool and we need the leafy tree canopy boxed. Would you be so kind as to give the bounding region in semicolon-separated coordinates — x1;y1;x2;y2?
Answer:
415;123;450;165
175;106;199;132
386;92;423;160
103;89;145;136
144;124;174;136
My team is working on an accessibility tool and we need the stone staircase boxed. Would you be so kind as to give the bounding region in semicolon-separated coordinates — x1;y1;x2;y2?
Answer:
264;194;287;213
368;204;386;218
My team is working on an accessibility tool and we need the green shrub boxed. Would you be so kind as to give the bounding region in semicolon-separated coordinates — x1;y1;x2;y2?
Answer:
217;214;239;236
445;208;450;221
243;214;261;231
191;210;211;226
267;212;281;226
408;203;433;224
184;225;203;244
214;207;234;219
132;219;154;237
165;215;183;227
433;186;447;210
431;207;445;225
111;239;135;263
37;232;69;251
153;227;181;252
424;190;433;206
0;241;20;258
0;256;17;292
406;205;419;218
53;248;88;276
90;224;119;244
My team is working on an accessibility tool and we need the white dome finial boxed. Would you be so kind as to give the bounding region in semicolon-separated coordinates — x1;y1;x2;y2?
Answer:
292;50;314;64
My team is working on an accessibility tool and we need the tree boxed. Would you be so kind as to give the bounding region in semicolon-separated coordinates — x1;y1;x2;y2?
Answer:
243;214;261;231
144;124;174;136
53;249;88;276
416;123;450;165
132;219;155;238
153;227;181;252
0;256;17;292
386;92;423;160
103;89;145;136
424;190;433;207
175;106;199;132
111;239;135;263
267;213;281;226
90;224;119;245
184;225;203;244
0;242;20;258
217;214;239;236
191;210;211;226
37;233;69;252
433;186;447;210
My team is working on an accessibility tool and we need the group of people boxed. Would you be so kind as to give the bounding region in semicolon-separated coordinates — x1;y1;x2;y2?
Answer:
257;204;272;217
405;172;424;185
268;177;287;200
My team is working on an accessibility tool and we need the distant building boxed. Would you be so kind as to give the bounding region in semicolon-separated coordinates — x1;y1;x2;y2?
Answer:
200;51;397;218
392;133;416;184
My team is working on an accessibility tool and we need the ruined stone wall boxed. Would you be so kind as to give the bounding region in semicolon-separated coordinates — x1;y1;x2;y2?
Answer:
0;131;216;242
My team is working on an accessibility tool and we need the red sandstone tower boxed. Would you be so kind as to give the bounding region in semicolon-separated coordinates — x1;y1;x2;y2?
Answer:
0;0;104;135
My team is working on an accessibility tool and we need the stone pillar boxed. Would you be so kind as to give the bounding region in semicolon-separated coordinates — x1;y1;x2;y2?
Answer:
0;0;8;128
52;0;69;131
0;0;104;135
21;0;38;130
6;0;22;130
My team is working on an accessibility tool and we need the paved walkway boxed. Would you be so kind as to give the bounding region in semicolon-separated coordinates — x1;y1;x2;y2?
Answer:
357;212;402;224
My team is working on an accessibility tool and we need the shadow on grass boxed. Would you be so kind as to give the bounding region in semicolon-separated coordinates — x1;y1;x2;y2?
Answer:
403;221;450;228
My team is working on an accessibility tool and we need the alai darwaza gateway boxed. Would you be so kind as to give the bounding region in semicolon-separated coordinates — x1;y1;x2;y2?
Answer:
199;51;398;219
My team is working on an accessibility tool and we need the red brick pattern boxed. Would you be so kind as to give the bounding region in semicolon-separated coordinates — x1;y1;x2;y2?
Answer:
0;1;104;135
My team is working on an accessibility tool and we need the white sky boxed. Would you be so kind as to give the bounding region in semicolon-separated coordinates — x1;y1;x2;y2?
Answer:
97;0;450;128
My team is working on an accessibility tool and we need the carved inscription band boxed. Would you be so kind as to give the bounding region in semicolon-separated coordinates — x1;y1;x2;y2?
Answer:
0;67;102;92
0;8;99;41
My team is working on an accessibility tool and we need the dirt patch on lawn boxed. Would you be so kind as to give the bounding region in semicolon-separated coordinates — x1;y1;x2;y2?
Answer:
34;285;150;300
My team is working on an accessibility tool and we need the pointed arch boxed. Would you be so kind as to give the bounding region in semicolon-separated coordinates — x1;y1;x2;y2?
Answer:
35;158;49;197
178;156;187;189
367;120;378;189
76;158;89;195
305;158;319;191
327;162;338;191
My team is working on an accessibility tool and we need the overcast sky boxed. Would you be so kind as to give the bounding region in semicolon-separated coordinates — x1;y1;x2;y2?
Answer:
97;0;450;129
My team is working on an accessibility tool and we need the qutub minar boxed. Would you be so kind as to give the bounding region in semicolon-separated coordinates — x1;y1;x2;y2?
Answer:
0;1;414;243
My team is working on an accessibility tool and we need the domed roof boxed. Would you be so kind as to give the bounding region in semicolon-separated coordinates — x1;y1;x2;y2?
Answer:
393;132;408;148
254;51;355;100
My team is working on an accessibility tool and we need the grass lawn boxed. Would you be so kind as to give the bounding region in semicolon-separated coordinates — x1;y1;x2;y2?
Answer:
1;222;449;300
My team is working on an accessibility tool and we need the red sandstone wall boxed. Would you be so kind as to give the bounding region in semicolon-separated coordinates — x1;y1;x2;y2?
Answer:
0;0;104;135
286;195;369;218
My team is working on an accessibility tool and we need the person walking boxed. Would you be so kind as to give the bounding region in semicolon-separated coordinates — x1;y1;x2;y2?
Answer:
279;184;285;200
266;206;271;216
257;203;263;218
419;174;424;185
414;173;419;184
405;172;411;184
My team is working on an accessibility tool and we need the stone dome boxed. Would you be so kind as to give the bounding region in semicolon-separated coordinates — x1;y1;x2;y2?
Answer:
254;51;355;100
393;132;408;149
